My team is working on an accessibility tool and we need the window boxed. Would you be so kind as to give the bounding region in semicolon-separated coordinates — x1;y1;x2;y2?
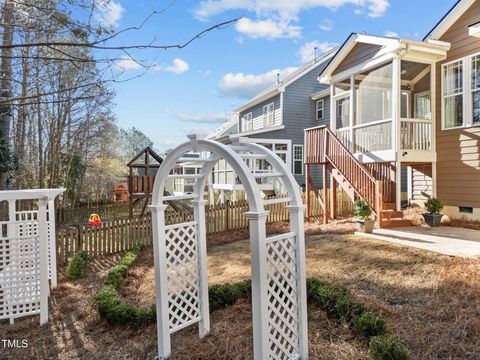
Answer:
442;60;464;129
263;102;275;126
472;55;480;125
316;99;324;120
293;145;303;175
242;112;253;132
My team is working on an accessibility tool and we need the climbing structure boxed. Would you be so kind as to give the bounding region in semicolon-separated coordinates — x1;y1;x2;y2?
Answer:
151;136;308;360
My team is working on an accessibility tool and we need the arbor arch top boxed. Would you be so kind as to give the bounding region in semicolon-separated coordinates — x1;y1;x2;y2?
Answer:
151;136;308;360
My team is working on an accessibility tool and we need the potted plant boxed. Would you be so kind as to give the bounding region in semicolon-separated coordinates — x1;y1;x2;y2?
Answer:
423;197;444;227
354;199;375;233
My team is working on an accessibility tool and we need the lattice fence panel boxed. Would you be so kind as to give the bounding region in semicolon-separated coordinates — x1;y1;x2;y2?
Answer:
0;219;41;321
266;235;300;360
16;210;54;280
165;221;201;333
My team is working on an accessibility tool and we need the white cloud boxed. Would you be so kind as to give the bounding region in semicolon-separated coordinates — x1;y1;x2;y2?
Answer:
320;19;333;32
153;58;190;74
114;57;141;71
297;40;338;63
235;17;302;40
384;31;399;38
95;0;124;27
194;0;389;21
218;67;298;99
177;112;227;124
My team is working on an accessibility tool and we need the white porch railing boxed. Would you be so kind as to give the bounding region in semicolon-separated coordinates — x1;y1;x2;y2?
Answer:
353;120;392;153
400;118;432;151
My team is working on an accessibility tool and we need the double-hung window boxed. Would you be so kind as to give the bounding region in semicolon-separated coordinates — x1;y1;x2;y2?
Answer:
293;145;304;175
472;55;480;125
242;112;253;132
263;103;275;126
442;60;463;129
316;99;324;120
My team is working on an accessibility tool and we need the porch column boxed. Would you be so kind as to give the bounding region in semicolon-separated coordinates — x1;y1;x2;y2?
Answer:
392;55;402;211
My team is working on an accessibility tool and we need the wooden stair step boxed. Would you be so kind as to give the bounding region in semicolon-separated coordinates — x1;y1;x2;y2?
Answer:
380;219;412;228
382;203;396;210
381;210;404;219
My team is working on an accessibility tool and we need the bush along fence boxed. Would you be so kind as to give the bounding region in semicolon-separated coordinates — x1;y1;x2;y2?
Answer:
94;248;407;359
56;190;354;265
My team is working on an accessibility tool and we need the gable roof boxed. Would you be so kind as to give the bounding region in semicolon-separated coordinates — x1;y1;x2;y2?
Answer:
127;146;163;167
424;0;476;40
318;33;450;82
235;47;339;113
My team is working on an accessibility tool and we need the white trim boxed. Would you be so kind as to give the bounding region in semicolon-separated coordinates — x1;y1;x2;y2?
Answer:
239;137;292;172
311;88;330;100
425;0;476;40
469;22;480;37
232;124;285;138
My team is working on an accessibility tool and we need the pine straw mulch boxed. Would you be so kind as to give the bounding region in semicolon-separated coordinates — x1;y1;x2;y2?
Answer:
207;217;357;247
122;234;480;360
2;229;480;359
403;204;480;230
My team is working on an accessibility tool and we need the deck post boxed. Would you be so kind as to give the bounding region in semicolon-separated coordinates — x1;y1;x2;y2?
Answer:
305;164;310;219
322;164;329;224
330;174;337;220
375;180;383;228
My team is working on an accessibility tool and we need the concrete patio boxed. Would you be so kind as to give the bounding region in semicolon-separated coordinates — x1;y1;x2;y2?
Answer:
356;226;480;257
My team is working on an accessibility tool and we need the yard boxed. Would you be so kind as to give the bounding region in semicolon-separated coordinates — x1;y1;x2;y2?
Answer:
1;227;479;359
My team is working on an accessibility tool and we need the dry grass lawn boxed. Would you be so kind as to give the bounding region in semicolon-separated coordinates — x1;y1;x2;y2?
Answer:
1;227;479;359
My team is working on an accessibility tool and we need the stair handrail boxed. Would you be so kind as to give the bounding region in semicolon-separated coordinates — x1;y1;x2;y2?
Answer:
305;125;381;216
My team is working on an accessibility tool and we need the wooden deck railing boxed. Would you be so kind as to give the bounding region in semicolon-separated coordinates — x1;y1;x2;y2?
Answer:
305;125;382;216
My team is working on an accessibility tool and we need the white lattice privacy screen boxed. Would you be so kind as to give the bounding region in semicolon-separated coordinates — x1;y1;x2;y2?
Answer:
0;189;64;326
165;221;201;333
151;137;308;360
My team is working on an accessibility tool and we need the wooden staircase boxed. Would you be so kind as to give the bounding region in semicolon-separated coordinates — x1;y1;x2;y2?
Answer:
305;125;411;229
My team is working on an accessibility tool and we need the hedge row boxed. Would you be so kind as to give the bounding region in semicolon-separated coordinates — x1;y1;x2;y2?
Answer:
94;248;407;359
306;278;408;359
94;245;156;326
67;251;88;280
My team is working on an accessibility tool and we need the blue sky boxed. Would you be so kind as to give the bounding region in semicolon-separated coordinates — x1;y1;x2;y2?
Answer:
98;0;456;152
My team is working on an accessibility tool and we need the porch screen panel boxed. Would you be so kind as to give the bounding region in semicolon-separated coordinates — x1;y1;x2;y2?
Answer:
356;62;393;125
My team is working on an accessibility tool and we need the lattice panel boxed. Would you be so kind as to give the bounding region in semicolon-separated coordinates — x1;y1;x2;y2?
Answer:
266;235;300;360
16;210;54;280
165;222;201;333
0;220;41;321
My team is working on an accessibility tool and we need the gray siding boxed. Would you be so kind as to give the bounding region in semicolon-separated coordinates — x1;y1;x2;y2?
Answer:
239;95;281;132
247;63;331;188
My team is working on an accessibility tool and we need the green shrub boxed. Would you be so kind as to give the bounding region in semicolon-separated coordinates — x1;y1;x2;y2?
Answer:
307;278;349;315
354;199;372;220
369;335;409;360
209;280;251;311
352;311;386;339
94;245;155;326
424;197;443;215
67;251;88;280
335;293;366;323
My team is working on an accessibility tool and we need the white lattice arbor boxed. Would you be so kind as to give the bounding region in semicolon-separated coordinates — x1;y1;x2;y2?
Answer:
0;189;64;326
151;136;308;360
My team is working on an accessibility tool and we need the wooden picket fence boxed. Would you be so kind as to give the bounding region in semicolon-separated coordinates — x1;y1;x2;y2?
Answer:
56;190;353;265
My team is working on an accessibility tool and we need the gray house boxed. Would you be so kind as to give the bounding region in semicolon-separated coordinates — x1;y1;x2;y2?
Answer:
228;48;338;189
